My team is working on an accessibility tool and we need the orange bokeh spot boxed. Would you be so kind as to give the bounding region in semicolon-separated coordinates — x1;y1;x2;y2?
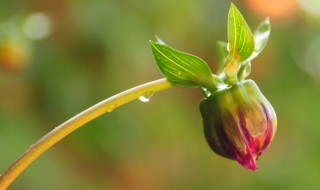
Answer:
0;43;31;72
244;0;298;21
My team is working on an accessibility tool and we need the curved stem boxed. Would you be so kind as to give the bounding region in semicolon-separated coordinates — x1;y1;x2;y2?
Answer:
0;78;173;190
237;61;251;81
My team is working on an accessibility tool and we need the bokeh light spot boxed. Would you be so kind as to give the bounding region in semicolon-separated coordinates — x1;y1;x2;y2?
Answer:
298;0;320;18
23;12;52;40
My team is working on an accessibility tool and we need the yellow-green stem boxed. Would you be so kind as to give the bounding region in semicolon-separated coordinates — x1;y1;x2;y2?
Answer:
224;58;240;85
0;78;173;190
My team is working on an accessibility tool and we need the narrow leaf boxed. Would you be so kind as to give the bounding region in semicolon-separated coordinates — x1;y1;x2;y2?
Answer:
250;18;271;60
237;18;271;81
150;41;218;89
239;18;271;72
227;3;254;62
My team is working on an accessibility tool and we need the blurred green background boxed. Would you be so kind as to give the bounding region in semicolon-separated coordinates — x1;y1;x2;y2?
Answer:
1;0;320;189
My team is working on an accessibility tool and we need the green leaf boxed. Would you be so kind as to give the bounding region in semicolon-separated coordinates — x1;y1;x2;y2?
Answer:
227;3;255;62
150;41;219;89
251;18;271;60
236;18;271;81
216;41;228;75
238;18;271;79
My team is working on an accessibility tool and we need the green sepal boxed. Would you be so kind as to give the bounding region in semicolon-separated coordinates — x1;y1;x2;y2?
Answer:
150;41;220;89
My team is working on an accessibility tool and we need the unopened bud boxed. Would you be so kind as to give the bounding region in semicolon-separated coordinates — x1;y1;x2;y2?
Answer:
200;80;277;170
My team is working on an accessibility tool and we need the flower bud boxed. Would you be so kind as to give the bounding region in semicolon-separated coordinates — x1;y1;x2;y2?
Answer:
199;80;277;170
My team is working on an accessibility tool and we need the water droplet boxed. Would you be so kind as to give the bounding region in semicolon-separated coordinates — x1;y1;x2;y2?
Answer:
139;92;154;102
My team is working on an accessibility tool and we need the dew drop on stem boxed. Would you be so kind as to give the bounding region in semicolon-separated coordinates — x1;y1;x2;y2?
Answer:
139;92;154;102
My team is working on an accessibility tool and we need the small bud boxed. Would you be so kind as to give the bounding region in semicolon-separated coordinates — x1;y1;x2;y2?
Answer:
199;80;277;170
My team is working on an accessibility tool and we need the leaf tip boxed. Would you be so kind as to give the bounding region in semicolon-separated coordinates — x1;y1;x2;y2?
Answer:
149;40;158;50
229;3;238;12
265;17;270;23
262;17;271;27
